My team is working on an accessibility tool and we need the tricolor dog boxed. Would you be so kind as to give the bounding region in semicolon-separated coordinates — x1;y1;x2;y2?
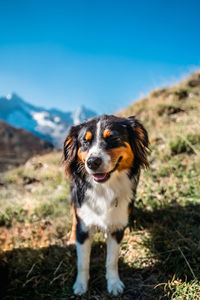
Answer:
63;115;149;296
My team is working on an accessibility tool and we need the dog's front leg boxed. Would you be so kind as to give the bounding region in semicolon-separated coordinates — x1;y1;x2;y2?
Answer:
73;231;92;295
106;231;125;296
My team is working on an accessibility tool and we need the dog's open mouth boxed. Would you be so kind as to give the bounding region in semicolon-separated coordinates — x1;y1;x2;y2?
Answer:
92;173;109;182
92;156;123;183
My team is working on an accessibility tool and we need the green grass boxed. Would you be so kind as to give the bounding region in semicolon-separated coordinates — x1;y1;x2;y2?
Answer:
156;278;200;299
1;150;200;300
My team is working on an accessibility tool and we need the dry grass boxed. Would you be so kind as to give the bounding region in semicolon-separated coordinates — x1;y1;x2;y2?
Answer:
0;72;200;299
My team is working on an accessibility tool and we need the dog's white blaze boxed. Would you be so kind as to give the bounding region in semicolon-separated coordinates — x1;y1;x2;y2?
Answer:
96;119;101;146
87;120;102;157
73;237;93;295
86;120;110;172
78;171;133;232
106;234;125;295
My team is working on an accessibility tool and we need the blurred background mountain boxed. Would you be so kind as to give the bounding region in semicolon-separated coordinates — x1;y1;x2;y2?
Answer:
0;93;96;147
0;93;96;171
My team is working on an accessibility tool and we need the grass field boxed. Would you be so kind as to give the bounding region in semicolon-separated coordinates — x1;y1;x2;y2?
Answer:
0;72;200;299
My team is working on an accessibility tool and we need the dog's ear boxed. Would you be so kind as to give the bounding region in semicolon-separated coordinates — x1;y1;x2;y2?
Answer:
63;125;80;178
127;116;149;168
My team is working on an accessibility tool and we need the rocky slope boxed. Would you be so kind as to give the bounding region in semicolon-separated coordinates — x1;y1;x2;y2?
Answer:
0;121;54;172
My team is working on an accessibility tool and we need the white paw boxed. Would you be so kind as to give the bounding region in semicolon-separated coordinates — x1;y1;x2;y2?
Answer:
107;278;125;296
73;279;88;295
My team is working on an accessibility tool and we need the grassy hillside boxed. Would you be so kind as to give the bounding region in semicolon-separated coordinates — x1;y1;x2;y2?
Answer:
0;72;200;299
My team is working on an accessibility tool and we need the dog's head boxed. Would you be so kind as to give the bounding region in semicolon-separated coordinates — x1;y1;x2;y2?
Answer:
64;115;149;183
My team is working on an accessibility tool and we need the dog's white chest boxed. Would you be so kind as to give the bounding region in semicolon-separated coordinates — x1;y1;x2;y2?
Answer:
78;172;133;232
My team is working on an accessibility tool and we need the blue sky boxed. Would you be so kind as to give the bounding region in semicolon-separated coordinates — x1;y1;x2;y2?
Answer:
0;0;200;114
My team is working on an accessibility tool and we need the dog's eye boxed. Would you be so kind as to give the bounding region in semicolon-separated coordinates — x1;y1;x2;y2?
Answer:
109;136;121;143
80;139;90;151
84;139;89;144
105;136;123;150
82;139;92;147
106;132;120;141
103;129;119;139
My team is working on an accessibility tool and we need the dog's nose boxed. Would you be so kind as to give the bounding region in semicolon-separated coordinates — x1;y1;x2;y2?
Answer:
87;157;102;170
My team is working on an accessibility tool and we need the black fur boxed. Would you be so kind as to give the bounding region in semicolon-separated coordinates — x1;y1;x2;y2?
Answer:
111;229;125;244
76;215;89;244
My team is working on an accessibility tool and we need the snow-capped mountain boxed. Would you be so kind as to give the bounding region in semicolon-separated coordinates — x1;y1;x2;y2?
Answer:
0;93;97;147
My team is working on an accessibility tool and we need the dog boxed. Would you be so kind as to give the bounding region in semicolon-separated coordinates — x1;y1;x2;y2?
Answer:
63;114;149;296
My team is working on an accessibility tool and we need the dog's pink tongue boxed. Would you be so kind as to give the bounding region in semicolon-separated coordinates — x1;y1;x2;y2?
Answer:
93;173;107;181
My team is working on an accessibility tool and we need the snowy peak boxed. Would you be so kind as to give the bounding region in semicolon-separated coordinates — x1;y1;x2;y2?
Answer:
0;93;97;147
72;105;97;125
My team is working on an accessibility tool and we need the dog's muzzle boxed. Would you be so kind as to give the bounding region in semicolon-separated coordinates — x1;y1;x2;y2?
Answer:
90;156;123;183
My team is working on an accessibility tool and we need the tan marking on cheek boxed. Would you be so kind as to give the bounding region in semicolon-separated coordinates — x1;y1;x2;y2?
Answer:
103;129;111;138
85;131;93;141
77;148;88;162
107;142;134;171
65;136;72;146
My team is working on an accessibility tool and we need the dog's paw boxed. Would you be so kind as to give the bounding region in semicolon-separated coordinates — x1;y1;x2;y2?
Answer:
73;279;88;295
107;278;125;296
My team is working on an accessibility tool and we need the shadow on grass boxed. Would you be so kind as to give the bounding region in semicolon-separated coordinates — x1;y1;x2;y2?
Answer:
1;203;200;300
134;203;200;281
0;242;156;300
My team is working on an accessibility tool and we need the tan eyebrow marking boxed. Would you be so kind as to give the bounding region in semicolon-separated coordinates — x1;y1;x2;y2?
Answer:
85;131;93;141
103;129;111;138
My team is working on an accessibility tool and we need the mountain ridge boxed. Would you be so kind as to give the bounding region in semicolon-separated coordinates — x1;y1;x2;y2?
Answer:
0;93;97;147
